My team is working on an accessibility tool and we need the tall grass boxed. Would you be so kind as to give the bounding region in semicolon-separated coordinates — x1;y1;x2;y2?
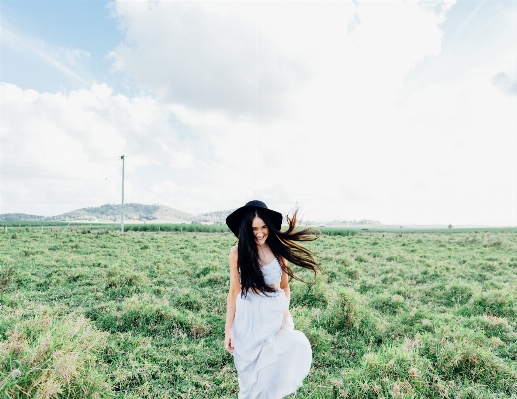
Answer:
318;227;358;236
123;223;230;233
0;308;112;398
0;267;15;294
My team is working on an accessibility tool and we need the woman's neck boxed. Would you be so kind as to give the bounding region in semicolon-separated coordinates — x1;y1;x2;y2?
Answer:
257;242;269;251
257;243;274;264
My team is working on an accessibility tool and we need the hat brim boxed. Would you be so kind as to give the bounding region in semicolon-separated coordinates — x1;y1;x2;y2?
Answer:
226;205;282;238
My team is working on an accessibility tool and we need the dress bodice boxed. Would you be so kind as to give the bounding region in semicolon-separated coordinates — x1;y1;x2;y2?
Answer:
238;258;282;286
261;258;282;285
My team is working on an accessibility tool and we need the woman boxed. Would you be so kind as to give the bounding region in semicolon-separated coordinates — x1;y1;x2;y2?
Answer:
224;200;321;398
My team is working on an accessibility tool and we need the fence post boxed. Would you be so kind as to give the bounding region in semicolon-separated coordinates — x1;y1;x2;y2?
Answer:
63;221;72;233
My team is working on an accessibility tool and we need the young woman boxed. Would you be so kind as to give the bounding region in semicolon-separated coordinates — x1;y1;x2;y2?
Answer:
224;200;321;398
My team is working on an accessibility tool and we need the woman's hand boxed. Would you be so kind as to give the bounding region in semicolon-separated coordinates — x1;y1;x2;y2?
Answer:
225;328;235;353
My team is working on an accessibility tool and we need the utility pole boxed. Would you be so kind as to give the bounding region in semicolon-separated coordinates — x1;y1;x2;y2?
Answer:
121;155;125;233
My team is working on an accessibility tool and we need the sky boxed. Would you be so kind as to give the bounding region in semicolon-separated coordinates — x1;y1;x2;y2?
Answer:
0;0;516;225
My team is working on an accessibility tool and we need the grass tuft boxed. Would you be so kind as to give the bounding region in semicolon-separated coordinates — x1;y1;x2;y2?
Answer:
0;309;112;398
0;261;16;293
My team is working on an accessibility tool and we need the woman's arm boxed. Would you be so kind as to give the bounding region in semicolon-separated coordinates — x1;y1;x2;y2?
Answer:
279;257;290;302
279;257;290;328
224;246;241;352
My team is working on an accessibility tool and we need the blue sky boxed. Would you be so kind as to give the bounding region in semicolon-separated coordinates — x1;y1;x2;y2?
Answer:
1;0;122;92
1;0;516;225
2;0;119;54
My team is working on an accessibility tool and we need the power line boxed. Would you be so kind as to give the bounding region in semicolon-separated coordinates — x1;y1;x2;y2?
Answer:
121;155;125;234
0;157;119;170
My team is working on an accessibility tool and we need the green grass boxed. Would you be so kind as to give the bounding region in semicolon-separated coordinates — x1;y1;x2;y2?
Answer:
0;221;71;227
318;228;357;236
1;230;517;398
0;222;231;233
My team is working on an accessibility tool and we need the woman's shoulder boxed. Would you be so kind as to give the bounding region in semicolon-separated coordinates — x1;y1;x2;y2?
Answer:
277;255;288;267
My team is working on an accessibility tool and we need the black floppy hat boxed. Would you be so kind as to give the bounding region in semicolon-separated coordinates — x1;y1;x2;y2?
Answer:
226;200;283;238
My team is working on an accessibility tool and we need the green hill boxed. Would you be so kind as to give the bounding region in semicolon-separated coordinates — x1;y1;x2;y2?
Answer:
0;204;196;223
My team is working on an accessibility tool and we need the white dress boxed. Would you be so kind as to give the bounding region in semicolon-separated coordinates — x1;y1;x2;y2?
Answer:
232;259;312;399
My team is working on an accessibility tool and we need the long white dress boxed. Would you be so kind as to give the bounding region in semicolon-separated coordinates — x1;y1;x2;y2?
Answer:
232;259;312;399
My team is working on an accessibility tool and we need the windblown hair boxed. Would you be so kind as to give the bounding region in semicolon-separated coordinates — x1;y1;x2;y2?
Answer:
237;207;321;298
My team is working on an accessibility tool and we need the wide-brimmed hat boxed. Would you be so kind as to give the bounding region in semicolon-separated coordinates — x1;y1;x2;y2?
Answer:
226;200;283;238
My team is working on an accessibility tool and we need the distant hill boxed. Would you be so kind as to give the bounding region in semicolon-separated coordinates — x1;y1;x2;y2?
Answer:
2;204;378;225
0;204;196;223
194;209;236;224
0;213;46;221
51;203;196;223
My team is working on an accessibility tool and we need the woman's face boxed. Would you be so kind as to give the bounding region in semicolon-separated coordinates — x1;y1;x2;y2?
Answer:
251;216;268;246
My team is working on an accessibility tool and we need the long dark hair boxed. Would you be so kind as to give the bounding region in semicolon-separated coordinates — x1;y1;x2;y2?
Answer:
237;207;321;297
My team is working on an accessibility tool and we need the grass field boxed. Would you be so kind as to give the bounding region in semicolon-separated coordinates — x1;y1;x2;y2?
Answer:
1;230;516;398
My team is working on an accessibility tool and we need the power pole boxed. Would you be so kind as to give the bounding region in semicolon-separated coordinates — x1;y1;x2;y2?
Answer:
121;155;125;233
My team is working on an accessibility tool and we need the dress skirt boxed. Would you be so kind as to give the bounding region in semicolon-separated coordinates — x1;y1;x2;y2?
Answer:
232;289;312;399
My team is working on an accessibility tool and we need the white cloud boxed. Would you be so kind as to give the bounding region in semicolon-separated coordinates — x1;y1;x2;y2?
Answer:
2;0;516;225
492;72;517;96
151;181;177;195
0;82;196;215
149;0;460;218
109;0;311;120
